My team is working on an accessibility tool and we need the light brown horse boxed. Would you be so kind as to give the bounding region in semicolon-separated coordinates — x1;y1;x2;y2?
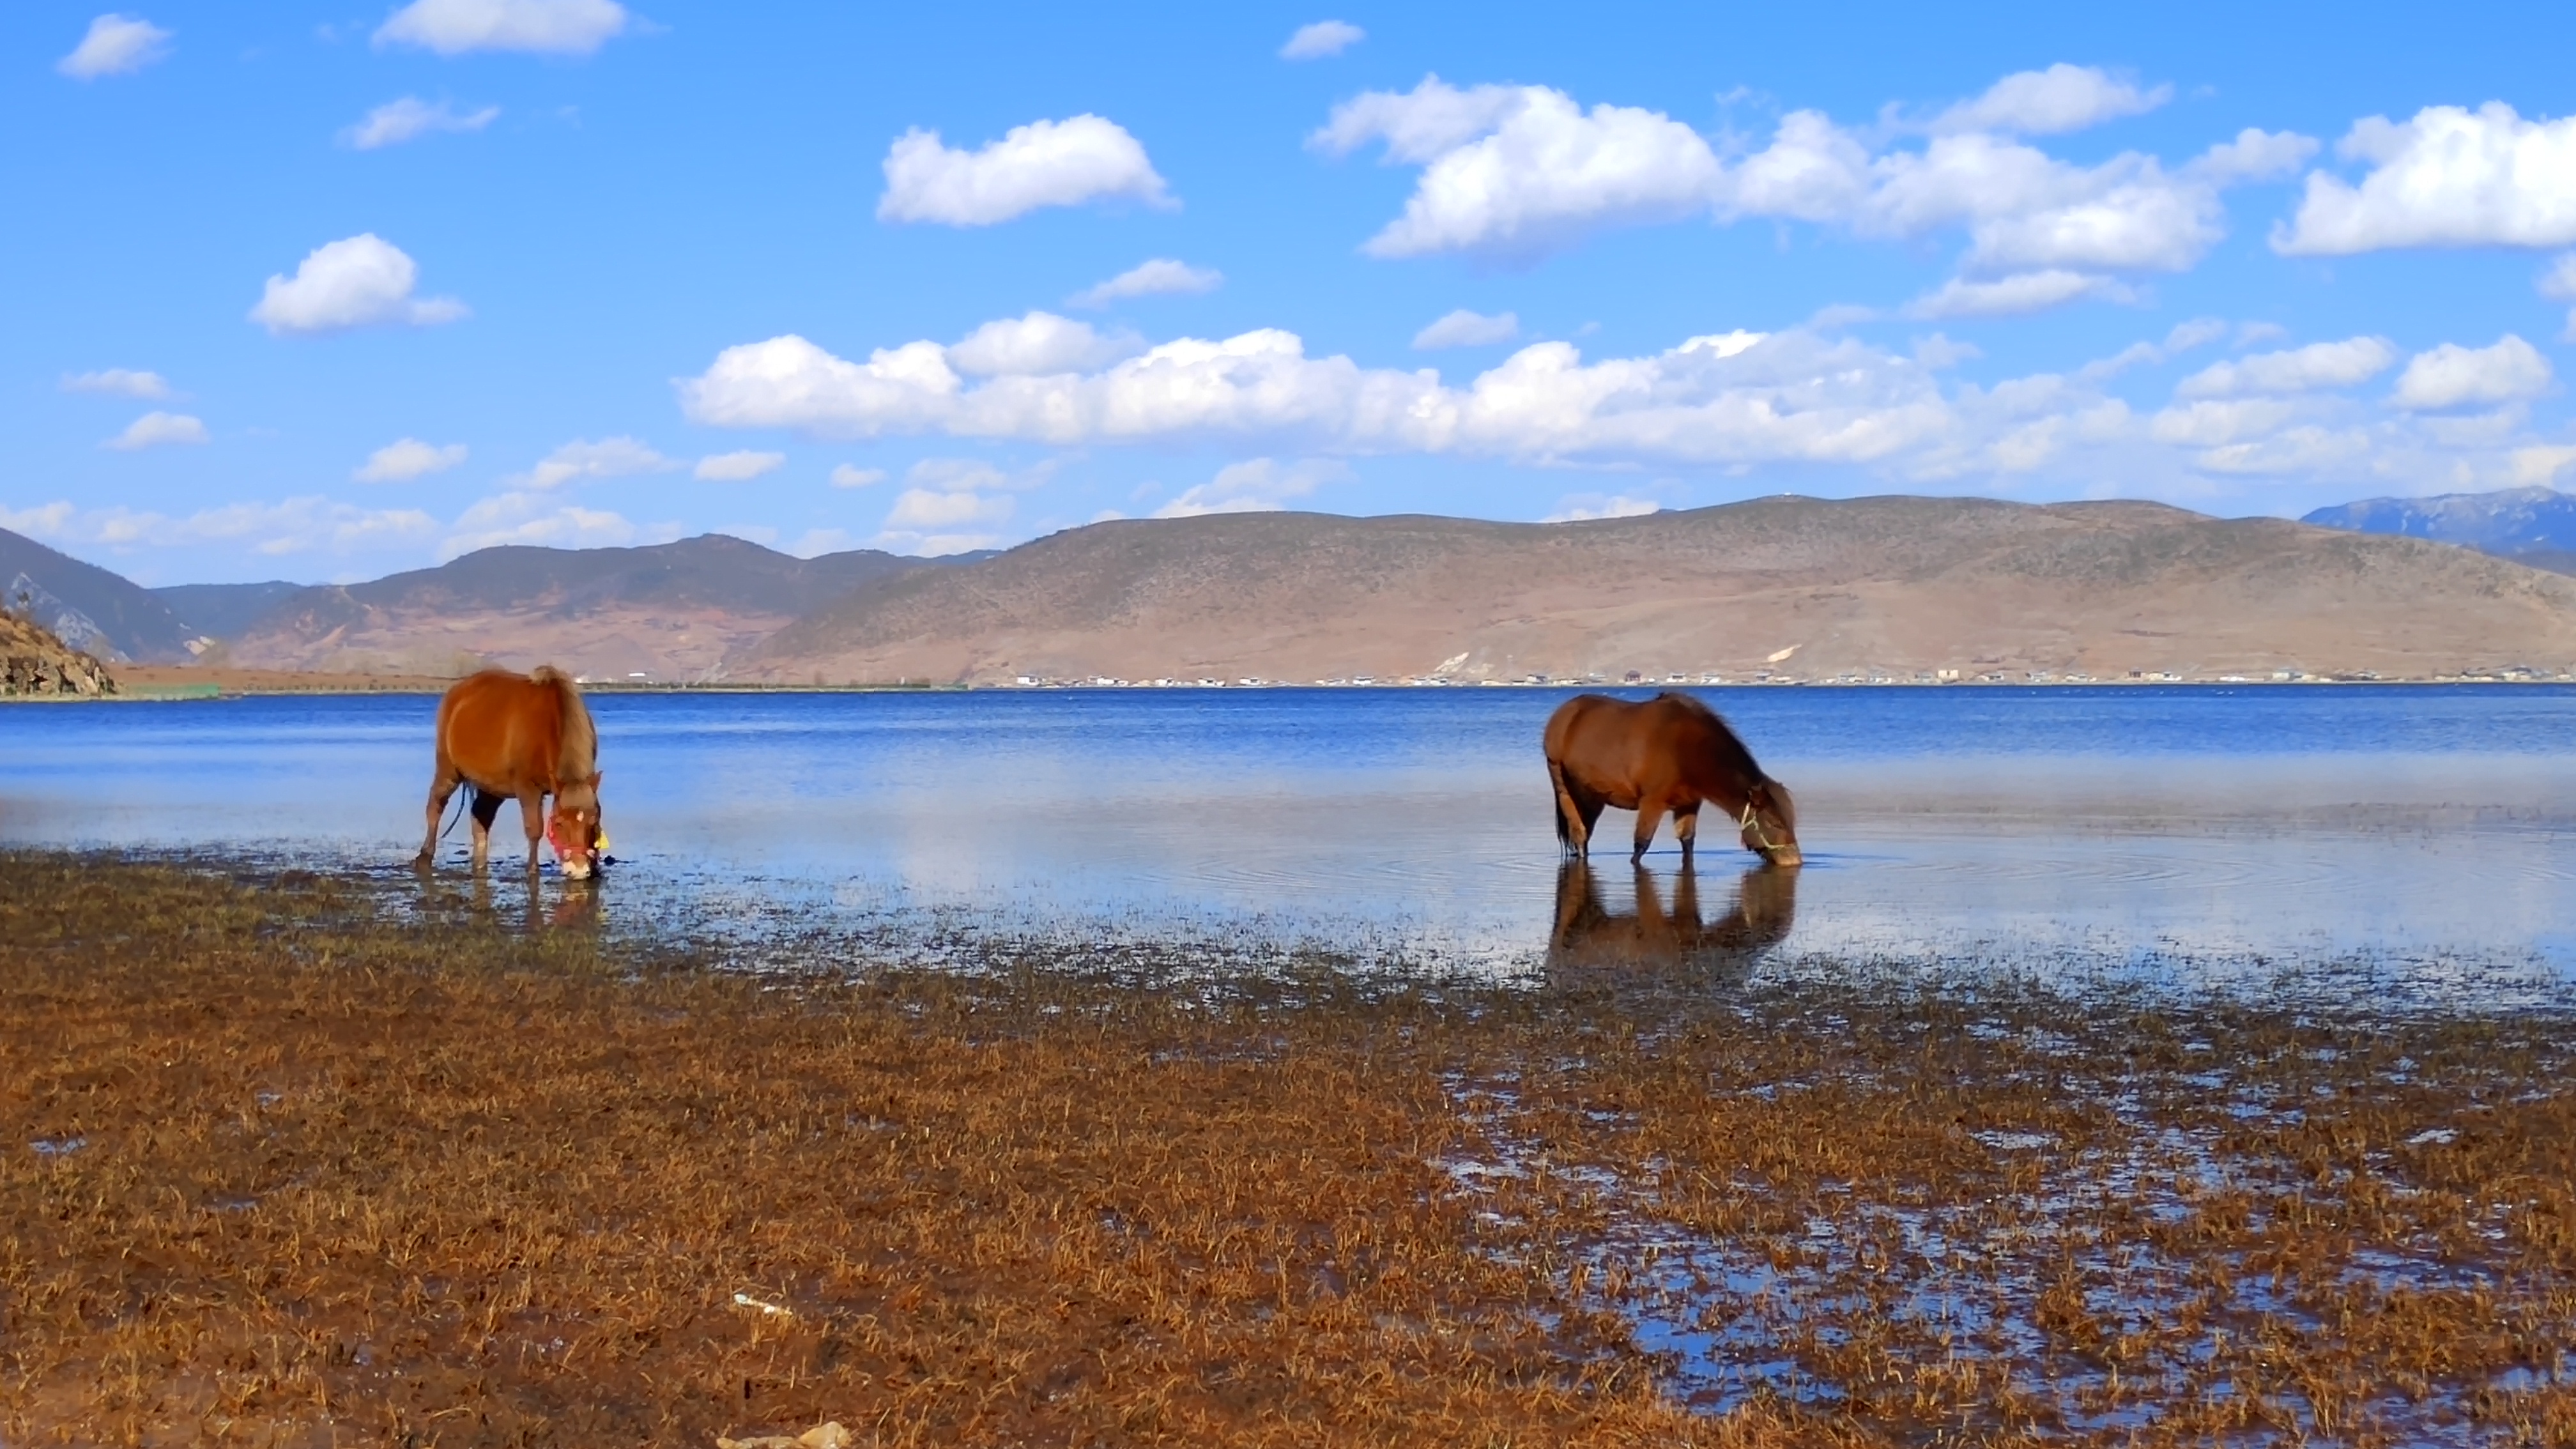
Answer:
1543;692;1800;866
414;666;604;878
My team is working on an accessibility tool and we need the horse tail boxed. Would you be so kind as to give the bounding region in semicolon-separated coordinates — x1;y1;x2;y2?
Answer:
1545;755;1572;846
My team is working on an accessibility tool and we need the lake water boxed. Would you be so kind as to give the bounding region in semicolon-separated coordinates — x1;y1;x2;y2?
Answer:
4;686;2573;992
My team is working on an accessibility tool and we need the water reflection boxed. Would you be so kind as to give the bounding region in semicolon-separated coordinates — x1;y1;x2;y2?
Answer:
411;868;605;934
1545;860;1797;982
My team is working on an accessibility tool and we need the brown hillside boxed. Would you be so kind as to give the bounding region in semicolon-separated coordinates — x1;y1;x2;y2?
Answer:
228;535;967;681
1;610;117;697
735;496;2576;685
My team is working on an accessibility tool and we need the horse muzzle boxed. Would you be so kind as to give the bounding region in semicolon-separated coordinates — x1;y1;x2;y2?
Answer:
1761;844;1804;869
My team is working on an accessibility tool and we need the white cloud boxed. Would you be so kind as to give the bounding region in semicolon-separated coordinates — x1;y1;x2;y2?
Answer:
443;491;674;556
102;411;208;450
2388;335;2554;411
1542;493;1662;522
1318;78;1721;259
0;502;78;537
680;321;1953;469
57;14;172;79
694;450;785;482
36;496;438;558
2174;337;2399;398
1280;20;1364;60
2186;128;2321;185
374;0;628;56
2274;103;2576;254
1067;258;1223;309
516;436;682;489
1413;309;1521;349
2149;399;2298;447
885;487;1015;531
1318;73;2305;274
2543;252;2576;301
829;464;887;489
61;368;171;399
1903;270;2130;319
948;312;1138;375
341;96;500;150
877;115;1172;226
2075;318;2227;381
355;438;468;482
2193;425;2373;476
249;234;468;336
1928;64;2170;137
1153;458;1350;517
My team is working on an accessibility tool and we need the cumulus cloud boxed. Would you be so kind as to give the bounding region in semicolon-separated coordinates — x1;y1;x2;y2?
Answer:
1317;77;1721;259
443;491;674;556
102;411;208;450
1542;493;1663;523
829;464;887;488
354;438;468;481
374;0;628;56
679;321;1952;469
2543;252;2576;301
2174;337;2399;398
1413;309;1521;348
2074;318;2227;381
1153;458;1350;517
1316;71;2309;279
61;368;171;399
2274;103;2576;255
694;450;785;482
878;115;1172;226
58;14;171;79
2388;335;2554;411
516;436;681;489
1280;20;1364;59
1926;64;2170;137
948;312;1139;374
1067;259;1223;309
27;496;438;558
249;234;467;336
341;96;499;150
1905;270;2133;319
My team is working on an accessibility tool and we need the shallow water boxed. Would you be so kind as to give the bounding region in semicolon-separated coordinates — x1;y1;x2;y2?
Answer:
3;686;2572;988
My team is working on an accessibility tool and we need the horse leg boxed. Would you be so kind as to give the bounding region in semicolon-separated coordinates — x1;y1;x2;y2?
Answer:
1632;793;1664;862
417;760;462;869
518;790;546;874
468;790;505;871
1673;803;1700;862
1576;794;1605;859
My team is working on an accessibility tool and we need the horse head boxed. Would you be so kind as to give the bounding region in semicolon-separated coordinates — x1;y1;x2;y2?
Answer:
1736;778;1800;868
546;770;606;880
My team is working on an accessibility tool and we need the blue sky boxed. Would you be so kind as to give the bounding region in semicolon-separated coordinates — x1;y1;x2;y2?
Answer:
8;0;2576;585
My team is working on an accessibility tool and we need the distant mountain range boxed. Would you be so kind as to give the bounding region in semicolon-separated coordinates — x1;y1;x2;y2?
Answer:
2303;486;2576;574
224;535;980;679
739;495;2576;686
6;484;2576;682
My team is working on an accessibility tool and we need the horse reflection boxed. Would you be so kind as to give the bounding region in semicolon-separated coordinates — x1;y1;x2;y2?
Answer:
1546;859;1796;979
415;869;604;934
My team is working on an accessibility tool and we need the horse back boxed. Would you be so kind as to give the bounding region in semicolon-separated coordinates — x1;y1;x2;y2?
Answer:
436;668;581;795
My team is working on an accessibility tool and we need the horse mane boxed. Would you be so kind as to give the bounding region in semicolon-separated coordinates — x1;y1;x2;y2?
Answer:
528;665;597;782
1656;691;1783;811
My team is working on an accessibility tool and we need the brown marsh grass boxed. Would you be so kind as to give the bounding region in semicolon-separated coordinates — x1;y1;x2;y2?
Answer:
1;852;2570;1447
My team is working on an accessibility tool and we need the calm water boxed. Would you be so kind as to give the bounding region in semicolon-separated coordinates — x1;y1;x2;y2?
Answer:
3;686;2573;988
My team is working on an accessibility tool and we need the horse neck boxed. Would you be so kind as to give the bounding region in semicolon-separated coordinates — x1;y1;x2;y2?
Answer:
542;677;597;784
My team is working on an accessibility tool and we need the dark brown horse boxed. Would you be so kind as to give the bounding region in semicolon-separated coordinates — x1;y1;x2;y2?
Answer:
414;666;604;878
1543;692;1800;865
1546;859;1797;977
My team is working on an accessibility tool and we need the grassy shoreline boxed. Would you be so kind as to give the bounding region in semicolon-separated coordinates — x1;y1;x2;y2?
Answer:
4;854;2571;1446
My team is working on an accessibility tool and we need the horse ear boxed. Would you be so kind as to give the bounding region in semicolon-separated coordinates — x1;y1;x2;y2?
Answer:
588;771;604;788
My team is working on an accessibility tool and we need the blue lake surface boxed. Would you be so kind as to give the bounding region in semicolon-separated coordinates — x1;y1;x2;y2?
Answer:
3;686;2572;988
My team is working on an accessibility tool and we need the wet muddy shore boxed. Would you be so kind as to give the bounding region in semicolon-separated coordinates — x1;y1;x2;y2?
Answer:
3;853;2571;1446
